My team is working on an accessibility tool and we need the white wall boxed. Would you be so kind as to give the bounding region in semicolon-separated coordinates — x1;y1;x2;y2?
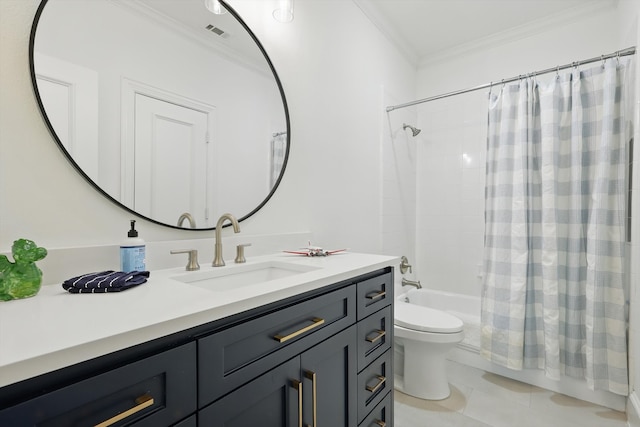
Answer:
620;0;640;421
0;0;415;262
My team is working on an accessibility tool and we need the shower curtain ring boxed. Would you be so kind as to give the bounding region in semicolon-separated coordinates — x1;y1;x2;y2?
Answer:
601;54;605;68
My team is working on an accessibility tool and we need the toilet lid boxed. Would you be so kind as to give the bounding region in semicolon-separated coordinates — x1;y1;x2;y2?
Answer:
395;302;464;333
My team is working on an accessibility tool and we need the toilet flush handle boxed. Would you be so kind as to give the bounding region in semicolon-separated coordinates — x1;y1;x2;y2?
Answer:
399;256;412;275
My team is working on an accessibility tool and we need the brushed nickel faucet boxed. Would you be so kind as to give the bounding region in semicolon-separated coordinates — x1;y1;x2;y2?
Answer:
177;212;197;229
213;213;240;267
401;278;422;289
170;249;200;271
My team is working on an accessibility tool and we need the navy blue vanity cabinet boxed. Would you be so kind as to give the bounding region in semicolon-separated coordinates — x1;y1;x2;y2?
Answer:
0;267;394;427
197;284;359;426
199;326;358;426
197;285;357;407
0;342;197;426
197;267;394;427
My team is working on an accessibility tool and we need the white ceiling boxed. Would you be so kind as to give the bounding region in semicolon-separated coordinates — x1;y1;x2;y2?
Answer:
354;0;617;65
125;0;620;69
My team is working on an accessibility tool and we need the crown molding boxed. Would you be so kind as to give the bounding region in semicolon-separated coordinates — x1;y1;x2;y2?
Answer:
418;0;619;68
111;0;272;78
352;0;419;67
352;0;619;70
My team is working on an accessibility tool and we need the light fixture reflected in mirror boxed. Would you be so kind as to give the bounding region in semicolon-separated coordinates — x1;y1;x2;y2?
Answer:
205;0;227;15
273;0;294;22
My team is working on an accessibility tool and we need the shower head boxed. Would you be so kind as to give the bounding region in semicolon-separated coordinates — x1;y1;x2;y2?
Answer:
403;123;421;137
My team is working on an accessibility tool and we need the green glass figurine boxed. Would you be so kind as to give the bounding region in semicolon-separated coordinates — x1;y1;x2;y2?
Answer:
0;239;48;301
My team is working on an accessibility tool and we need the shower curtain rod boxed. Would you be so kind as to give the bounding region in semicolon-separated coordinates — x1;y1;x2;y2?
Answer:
386;46;636;112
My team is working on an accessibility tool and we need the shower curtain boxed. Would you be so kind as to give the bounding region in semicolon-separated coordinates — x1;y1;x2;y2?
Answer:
480;58;633;395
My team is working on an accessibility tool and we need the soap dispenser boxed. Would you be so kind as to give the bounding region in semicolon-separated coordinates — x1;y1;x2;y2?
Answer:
120;220;146;272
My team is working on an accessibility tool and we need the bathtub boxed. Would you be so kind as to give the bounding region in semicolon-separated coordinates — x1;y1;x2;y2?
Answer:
398;287;626;411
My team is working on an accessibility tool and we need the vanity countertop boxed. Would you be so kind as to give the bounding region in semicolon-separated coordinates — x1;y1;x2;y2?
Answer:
0;252;398;388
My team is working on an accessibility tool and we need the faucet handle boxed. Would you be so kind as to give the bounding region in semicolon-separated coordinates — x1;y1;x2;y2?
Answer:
235;243;251;264
170;249;200;271
399;256;412;274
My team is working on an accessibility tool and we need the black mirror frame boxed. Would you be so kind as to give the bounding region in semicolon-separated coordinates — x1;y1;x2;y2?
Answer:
28;0;290;231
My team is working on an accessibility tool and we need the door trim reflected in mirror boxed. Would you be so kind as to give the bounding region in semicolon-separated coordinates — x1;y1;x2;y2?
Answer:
29;0;290;230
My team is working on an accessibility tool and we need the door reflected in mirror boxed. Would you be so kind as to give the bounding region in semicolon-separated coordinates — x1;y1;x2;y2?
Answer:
30;0;289;229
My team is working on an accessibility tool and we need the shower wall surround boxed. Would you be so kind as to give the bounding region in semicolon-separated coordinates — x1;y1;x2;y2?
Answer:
415;91;486;298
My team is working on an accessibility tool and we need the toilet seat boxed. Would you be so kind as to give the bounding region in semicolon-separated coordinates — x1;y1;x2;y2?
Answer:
395;301;463;333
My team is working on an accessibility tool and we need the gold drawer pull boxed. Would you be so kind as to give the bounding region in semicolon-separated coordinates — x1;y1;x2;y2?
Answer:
366;329;386;343
365;375;386;393
274;317;325;343
291;379;303;427
94;394;154;427
366;290;386;300
374;420;386;427
304;371;317;427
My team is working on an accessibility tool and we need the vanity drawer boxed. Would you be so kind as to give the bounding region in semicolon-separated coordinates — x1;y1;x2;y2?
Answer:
358;391;393;427
198;284;356;407
357;271;392;320
357;305;392;372
357;349;392;424
174;414;197;427
0;342;197;427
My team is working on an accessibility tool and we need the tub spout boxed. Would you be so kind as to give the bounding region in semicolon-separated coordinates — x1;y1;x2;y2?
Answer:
401;278;422;289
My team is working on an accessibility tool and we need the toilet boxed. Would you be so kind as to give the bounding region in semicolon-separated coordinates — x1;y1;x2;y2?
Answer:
394;300;464;400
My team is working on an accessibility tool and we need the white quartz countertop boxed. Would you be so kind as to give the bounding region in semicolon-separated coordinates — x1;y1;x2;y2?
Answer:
0;252;398;388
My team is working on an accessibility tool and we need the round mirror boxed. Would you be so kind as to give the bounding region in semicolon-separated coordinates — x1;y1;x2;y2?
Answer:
29;0;290;230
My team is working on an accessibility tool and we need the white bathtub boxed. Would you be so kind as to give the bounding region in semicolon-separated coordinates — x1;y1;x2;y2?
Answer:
398;287;626;411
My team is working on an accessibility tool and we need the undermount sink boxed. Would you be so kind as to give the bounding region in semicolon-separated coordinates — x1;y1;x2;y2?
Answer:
171;261;321;292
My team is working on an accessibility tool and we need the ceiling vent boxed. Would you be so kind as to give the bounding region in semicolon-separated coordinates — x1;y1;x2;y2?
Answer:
205;24;230;39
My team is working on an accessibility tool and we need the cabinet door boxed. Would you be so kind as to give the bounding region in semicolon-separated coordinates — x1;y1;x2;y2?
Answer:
301;325;357;427
198;357;301;426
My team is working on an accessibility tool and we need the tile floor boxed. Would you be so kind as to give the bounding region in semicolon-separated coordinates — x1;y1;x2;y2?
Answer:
394;361;628;427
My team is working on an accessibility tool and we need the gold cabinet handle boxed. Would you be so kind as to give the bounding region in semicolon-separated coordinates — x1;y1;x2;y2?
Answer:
365;329;386;343
365;375;386;393
366;290;386;300
274;318;325;343
304;371;317;427
291;379;303;427
374;420;386;427
94;394;154;427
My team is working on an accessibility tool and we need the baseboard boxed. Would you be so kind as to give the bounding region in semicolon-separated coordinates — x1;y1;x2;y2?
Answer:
629;391;640;427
